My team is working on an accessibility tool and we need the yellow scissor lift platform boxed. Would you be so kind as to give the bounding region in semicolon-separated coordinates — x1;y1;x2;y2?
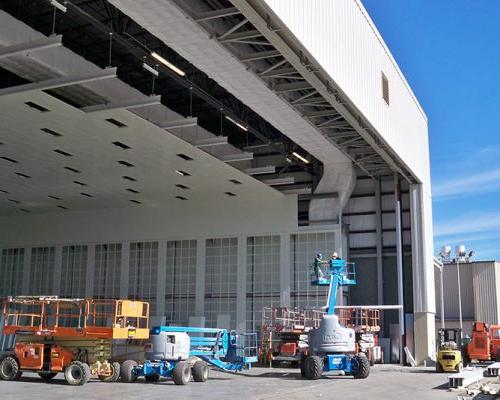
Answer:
0;296;149;385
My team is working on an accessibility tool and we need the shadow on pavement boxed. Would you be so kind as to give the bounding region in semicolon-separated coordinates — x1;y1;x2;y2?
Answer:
432;382;450;390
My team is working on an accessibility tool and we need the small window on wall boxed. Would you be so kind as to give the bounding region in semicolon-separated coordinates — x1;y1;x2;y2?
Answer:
381;72;389;105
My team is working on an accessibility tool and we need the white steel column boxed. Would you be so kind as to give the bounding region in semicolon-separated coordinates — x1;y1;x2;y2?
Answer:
395;200;405;364
21;247;31;295
52;245;63;295
410;183;436;365
156;241;167;319
236;236;247;332
394;174;405;365
120;242;130;298
279;234;291;307
195;238;206;317
85;244;96;297
375;179;384;305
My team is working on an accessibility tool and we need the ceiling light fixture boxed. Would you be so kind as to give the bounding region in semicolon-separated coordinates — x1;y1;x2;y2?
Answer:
50;0;67;13
225;115;248;132
151;52;185;77
175;170;190;177
292;151;309;164
142;62;159;77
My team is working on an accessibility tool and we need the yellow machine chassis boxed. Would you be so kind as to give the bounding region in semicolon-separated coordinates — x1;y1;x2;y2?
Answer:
437;349;463;373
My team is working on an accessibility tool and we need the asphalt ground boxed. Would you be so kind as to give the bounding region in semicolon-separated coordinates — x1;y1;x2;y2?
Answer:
0;364;462;400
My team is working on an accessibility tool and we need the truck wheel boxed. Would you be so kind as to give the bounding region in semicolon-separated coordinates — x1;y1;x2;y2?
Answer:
351;354;370;379
455;362;463;372
145;374;160;383
39;372;58;380
64;361;90;386
0;356;22;381
99;362;120;382
120;360;138;383
303;356;323;380
300;362;306;377
173;362;191;385
192;361;209;382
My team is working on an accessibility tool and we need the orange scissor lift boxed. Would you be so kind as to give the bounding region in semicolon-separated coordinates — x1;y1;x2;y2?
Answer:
338;308;381;365
261;306;381;367
261;307;323;366
0;296;149;385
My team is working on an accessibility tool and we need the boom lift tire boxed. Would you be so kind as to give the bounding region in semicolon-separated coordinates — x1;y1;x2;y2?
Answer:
0;356;22;381
192;361;209;382
351;354;370;379
303;356;323;380
121;360;138;383
173;361;191;385
38;372;58;380
145;374;160;382
99;362;121;382
64;361;90;386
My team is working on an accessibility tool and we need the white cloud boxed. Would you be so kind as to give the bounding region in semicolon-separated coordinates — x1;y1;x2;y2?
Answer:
433;168;500;200
434;210;500;237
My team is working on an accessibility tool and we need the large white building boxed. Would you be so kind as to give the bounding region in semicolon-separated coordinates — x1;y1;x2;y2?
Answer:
0;0;435;363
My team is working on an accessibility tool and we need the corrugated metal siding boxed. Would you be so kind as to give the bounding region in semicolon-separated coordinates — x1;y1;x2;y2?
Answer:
435;261;500;325
265;0;430;184
472;262;499;324
436;263;475;320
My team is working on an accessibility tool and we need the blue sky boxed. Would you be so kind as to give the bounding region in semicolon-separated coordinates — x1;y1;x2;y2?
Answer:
362;0;500;260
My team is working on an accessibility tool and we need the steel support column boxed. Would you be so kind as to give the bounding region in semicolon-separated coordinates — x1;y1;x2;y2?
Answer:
155;241;167;320
394;174;405;365
279;234;291;307
375;179;384;306
52;245;63;295
236;236;247;332
195;238;206;318
119;242;130;299
85;244;96;297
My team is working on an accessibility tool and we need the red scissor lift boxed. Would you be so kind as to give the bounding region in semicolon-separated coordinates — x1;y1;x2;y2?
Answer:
261;307;323;367
338;307;381;365
261;306;381;367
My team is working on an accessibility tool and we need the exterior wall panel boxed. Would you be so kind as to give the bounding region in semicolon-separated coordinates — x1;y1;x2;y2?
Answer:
265;0;429;184
472;262;499;324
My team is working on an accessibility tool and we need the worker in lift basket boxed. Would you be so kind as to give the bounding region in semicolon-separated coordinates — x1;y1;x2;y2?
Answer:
313;253;325;280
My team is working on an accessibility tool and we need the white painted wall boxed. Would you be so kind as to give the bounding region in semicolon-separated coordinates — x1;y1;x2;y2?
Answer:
264;0;430;185
0;195;298;247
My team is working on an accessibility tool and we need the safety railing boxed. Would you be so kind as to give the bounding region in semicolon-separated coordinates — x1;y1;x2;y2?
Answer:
337;307;380;332
262;307;323;334
2;297;149;334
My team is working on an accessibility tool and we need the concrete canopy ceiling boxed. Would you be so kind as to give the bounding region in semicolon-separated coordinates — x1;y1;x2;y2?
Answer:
0;10;282;216
0;89;282;216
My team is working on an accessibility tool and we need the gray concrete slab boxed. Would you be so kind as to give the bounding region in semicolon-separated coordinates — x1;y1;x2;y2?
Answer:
0;365;459;400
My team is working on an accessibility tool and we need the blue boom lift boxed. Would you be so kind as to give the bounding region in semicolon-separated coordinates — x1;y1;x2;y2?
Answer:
121;326;257;385
302;254;370;380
